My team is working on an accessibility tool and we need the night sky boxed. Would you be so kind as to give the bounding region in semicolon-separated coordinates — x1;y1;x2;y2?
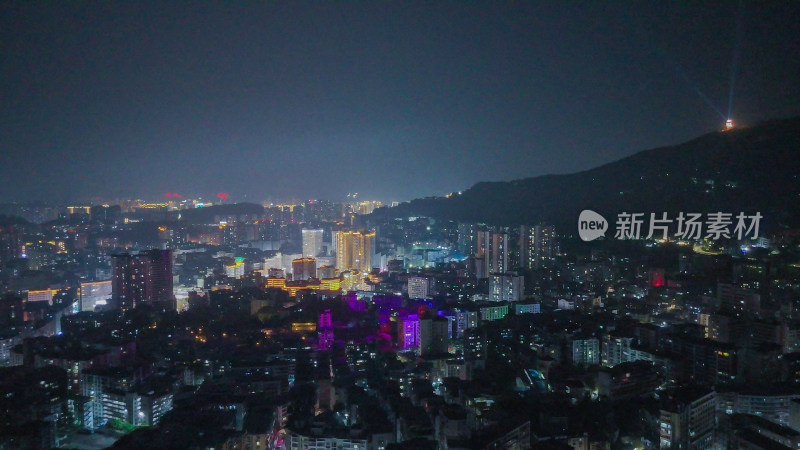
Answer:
2;1;799;204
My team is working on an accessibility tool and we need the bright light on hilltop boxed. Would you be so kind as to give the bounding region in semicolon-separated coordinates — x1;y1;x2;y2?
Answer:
724;118;734;131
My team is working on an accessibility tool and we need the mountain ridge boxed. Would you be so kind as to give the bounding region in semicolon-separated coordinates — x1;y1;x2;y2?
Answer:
373;116;800;234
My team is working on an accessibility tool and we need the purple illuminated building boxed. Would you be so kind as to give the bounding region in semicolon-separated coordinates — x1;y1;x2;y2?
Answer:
398;314;419;350
318;309;333;350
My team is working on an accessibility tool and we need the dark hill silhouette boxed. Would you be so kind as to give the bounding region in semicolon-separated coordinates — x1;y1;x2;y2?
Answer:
374;117;800;234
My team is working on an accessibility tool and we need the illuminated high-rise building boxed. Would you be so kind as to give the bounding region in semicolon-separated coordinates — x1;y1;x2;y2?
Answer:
407;276;433;299
572;337;599;366
659;389;716;449
398;314;419;350
302;229;324;258
318;309;333;350
457;223;478;256
520;225;556;269
335;230;374;273
476;230;509;278
112;249;173;311
489;272;524;302
112;253;141;311
455;310;478;338
292;258;317;281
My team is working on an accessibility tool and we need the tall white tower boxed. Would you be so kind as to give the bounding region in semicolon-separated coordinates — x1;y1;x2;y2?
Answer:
302;229;323;258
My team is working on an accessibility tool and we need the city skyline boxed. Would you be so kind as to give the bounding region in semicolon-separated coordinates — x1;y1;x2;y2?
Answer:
2;2;799;203
3;3;800;449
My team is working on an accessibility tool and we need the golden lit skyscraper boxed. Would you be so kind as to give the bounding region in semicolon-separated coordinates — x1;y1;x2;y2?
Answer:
335;231;350;271
335;230;375;273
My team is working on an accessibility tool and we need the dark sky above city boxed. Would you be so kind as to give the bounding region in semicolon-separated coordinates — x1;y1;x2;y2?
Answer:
2;1;799;204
